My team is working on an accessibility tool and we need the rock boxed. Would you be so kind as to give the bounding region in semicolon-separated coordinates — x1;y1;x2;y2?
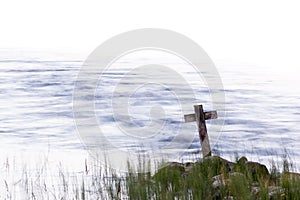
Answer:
152;156;300;199
247;161;269;180
235;157;269;181
237;156;248;165
284;172;300;180
184;162;196;175
156;162;185;173
166;162;185;169
251;186;260;196
153;162;185;180
268;186;285;197
223;196;234;200
212;174;225;188
212;172;246;188
204;156;235;172
212;172;249;199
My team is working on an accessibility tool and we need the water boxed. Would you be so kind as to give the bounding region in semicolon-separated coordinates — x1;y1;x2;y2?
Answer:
0;49;299;171
219;63;300;165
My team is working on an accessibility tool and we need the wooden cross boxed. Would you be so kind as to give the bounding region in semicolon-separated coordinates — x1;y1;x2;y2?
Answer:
184;105;217;158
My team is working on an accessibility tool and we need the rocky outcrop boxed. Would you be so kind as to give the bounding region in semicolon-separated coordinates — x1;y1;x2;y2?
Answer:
235;156;270;181
154;156;299;199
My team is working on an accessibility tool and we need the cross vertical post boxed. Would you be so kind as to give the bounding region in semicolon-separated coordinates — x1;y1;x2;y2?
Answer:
194;105;211;157
184;104;217;158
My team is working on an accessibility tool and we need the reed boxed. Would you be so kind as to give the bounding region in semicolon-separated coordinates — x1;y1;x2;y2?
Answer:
0;153;299;199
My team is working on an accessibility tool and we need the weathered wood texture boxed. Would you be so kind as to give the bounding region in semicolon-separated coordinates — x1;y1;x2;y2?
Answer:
194;105;212;157
184;105;217;158
184;111;217;123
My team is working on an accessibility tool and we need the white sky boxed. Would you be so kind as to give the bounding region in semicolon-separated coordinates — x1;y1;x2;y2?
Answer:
0;0;300;70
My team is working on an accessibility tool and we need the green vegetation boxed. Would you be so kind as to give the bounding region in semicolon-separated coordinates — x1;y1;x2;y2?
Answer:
125;155;300;199
1;154;300;199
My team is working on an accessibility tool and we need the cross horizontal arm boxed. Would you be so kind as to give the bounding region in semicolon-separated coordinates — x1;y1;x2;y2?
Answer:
184;111;217;123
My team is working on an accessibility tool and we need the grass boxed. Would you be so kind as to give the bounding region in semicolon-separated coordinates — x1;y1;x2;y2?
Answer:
1;153;300;199
125;155;300;200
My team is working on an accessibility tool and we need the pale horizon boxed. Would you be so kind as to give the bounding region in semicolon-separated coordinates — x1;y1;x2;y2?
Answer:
1;1;300;70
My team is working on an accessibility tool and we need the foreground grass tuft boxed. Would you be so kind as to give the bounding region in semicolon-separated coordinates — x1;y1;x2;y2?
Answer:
1;154;300;199
125;155;300;199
